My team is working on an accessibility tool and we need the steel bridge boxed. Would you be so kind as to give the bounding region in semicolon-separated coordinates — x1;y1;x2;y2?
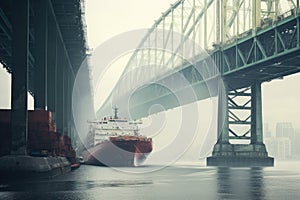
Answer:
99;0;300;166
0;0;89;155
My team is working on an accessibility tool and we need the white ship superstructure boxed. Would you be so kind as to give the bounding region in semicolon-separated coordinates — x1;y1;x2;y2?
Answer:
86;108;141;147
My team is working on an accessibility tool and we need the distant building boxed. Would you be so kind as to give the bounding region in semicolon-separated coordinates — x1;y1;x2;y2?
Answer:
276;122;294;138
294;129;300;158
276;122;296;156
263;122;292;160
264;122;299;160
277;138;292;160
265;137;292;160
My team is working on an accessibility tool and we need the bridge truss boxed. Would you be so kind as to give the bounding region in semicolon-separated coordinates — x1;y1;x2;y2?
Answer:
98;0;299;153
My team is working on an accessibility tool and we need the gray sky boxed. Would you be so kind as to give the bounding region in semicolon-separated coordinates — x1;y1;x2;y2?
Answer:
85;0;175;50
262;73;300;133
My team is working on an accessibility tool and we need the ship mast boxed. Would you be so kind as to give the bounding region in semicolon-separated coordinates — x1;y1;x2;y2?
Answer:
113;106;118;119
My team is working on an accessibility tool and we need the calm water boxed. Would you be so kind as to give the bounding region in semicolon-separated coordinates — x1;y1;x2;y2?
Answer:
0;161;300;200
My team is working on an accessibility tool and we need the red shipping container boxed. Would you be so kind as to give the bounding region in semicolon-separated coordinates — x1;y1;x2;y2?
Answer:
28;130;57;140
28;110;52;124
0;109;54;128
28;122;56;132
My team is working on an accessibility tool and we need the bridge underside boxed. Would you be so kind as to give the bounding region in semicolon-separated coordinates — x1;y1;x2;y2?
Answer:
100;15;300;120
114;49;300;120
0;0;88;155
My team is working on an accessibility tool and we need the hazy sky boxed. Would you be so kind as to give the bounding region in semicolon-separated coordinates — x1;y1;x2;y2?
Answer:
262;73;300;132
85;0;175;50
0;0;299;138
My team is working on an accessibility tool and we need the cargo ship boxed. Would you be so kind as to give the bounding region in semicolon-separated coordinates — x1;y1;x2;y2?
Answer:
82;108;152;167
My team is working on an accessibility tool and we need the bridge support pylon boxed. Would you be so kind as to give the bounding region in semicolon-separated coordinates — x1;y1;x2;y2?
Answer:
207;81;274;167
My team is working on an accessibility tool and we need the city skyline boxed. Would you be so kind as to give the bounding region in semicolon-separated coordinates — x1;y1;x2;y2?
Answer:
264;121;300;160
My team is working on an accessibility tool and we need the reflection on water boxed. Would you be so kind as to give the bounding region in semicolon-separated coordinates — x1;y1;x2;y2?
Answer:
216;167;265;200
249;167;265;200
217;167;233;199
0;180;153;192
0;162;300;200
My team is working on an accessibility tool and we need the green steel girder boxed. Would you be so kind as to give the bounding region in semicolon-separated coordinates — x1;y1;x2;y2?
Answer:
221;17;298;72
215;15;300;90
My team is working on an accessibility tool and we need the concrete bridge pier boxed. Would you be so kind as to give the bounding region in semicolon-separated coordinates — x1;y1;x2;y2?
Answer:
0;0;81;178
207;81;274;167
10;0;29;156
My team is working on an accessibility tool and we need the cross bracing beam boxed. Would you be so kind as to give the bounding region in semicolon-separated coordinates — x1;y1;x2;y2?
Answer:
228;87;252;141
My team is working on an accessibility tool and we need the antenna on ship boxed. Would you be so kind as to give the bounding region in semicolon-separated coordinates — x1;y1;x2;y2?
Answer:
113;106;118;119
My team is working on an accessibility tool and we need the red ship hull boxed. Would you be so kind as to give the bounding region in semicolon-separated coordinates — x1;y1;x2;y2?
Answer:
82;137;152;167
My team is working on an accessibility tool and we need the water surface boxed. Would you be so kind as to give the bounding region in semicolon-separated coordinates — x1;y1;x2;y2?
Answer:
0;161;300;200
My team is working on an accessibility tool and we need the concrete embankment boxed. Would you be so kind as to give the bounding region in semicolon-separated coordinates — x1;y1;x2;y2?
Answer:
0;155;71;179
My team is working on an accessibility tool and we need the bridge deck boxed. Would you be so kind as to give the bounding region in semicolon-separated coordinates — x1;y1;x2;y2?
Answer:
0;0;87;93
